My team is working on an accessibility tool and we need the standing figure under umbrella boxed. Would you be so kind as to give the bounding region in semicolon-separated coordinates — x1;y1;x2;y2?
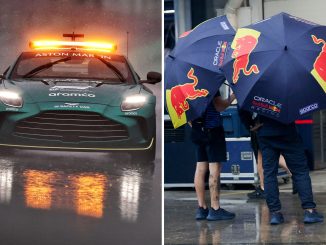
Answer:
222;12;325;225
165;15;237;221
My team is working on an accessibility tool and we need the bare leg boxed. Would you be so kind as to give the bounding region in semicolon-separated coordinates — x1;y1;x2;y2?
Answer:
195;162;209;208
257;150;264;190
279;155;292;176
259;152;291;190
209;163;222;210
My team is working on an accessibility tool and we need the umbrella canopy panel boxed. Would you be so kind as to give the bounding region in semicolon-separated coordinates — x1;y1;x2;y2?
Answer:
222;12;326;124
165;15;235;128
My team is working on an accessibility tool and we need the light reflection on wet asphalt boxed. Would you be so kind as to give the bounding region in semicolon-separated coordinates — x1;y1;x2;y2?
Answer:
0;149;161;245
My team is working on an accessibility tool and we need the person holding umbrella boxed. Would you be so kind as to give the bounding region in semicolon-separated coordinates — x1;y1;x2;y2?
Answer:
221;13;325;225
191;90;236;221
256;115;323;225
164;15;238;220
239;110;293;199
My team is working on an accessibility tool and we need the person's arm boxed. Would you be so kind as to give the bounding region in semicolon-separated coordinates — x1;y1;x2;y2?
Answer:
213;93;236;112
250;122;264;132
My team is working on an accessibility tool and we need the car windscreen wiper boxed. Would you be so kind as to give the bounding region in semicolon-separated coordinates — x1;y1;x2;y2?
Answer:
30;79;51;85
95;81;126;87
94;55;126;83
22;57;72;78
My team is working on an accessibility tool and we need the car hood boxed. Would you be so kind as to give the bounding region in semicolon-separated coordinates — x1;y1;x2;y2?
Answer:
1;79;144;106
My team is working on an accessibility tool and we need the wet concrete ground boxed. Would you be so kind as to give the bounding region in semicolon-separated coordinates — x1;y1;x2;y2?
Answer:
165;170;326;245
0;148;161;245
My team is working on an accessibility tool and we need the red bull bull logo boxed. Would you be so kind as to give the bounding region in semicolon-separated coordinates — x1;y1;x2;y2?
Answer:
231;28;261;84
311;35;326;93
170;68;209;119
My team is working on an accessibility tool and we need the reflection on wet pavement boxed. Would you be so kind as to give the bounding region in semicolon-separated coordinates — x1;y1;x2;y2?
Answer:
24;170;55;210
74;173;107;218
21;169;109;218
120;172;141;222
165;185;326;244
0;149;160;245
0;163;13;204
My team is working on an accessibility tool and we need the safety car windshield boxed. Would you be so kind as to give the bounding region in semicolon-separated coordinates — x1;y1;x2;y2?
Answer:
10;51;135;84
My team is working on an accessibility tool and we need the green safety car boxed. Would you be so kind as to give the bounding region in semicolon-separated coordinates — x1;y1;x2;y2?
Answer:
0;34;161;161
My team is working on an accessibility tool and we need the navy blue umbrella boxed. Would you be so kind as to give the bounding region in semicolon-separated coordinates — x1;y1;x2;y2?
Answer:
165;15;235;128
221;12;326;124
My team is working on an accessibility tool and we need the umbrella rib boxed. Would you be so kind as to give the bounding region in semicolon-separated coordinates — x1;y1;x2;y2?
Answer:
287;25;322;47
287;50;317;75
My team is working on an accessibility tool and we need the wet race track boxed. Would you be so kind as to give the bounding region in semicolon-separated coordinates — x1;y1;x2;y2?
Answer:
0;147;161;245
165;171;326;245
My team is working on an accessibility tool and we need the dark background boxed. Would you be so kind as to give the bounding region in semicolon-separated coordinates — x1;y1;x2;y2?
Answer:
0;0;161;78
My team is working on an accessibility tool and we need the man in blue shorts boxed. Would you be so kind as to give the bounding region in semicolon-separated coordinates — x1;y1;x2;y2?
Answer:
191;90;235;221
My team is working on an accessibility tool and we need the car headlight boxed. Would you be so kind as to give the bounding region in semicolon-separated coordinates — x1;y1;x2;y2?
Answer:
0;91;23;107
121;95;146;111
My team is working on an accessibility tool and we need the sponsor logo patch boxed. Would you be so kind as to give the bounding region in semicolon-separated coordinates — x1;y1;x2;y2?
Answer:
49;86;95;97
49;86;93;92
35;52;112;60
5;107;19;111
213;41;229;67
220;21;230;30
124;111;138;115
49;92;95;97
299;103;319;115
251;96;282;117
54;103;90;109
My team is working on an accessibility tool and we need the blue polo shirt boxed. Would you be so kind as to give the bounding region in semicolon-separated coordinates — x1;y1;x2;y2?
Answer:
199;91;222;129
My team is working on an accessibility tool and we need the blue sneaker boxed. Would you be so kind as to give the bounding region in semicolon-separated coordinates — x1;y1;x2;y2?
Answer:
206;208;235;221
304;210;324;224
195;207;209;220
247;186;266;199
270;212;284;225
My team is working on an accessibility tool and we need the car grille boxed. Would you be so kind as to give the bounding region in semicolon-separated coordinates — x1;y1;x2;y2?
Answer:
13;111;129;142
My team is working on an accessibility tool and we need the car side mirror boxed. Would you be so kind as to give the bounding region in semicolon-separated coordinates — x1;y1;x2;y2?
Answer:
140;71;161;84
